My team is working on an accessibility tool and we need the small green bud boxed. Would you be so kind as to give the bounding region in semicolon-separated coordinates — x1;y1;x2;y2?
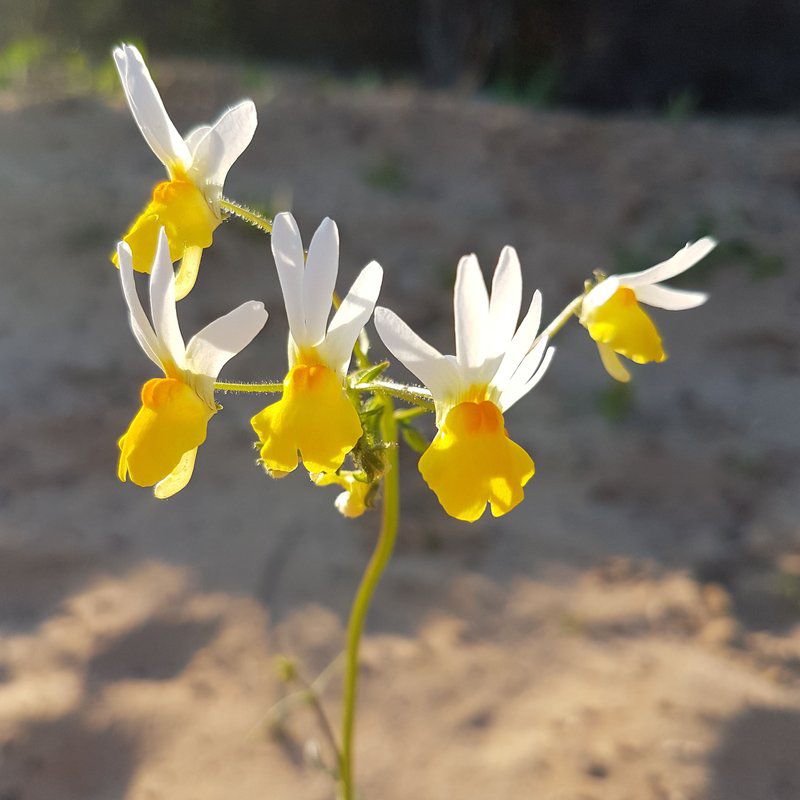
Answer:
274;655;298;684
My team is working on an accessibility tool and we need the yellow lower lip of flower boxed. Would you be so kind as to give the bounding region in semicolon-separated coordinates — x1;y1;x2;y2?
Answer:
419;400;535;523
251;363;363;476
118;377;213;488
586;287;667;364
111;178;219;277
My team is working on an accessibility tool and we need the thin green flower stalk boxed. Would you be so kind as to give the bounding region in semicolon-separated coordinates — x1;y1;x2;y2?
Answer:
353;379;434;411
214;380;284;394
339;392;400;800
219;196;274;234
539;293;585;341
268;654;343;772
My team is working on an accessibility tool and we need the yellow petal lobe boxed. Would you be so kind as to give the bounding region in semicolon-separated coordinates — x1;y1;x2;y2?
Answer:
312;472;371;518
597;342;632;383
251;364;363;476
154;447;198;500
118;378;213;488
174;246;203;301
111;178;219;276
586;287;667;365
419;400;535;523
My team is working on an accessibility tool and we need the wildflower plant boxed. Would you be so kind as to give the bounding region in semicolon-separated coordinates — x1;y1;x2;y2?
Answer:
111;44;715;799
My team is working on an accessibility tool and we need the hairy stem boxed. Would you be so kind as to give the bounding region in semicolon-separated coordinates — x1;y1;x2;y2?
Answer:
539;294;585;343
214;380;284;394
219;196;274;234
339;395;400;799
354;379;434;412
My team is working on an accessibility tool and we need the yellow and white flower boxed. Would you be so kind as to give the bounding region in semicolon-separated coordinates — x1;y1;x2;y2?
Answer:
375;247;555;522
311;471;373;518
111;43;257;298
117;228;267;498
251;213;383;476
580;238;715;382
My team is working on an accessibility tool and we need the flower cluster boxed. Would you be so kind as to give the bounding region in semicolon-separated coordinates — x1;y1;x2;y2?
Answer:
112;44;715;522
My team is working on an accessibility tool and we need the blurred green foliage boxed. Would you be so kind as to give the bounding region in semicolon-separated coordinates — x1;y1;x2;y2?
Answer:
664;88;700;123
0;0;416;71
0;35;48;86
487;61;561;110
0;29;133;95
596;381;634;424
399;422;430;455
2;0;799;113
362;154;410;194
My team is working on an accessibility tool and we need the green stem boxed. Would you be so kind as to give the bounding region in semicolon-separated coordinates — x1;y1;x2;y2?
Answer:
539;294;584;342
394;405;428;422
339;394;400;800
219;196;274;234
354;379;434;412
214;378;434;416
214;380;284;394
294;673;342;769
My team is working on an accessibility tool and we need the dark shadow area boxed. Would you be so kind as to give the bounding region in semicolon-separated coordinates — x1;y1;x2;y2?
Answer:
0;548;101;635
0;711;137;800
706;707;800;800
698;553;800;636
88;616;220;682
5;0;800;112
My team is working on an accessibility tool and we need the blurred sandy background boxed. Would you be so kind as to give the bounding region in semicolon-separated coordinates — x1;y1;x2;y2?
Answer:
1;3;800;799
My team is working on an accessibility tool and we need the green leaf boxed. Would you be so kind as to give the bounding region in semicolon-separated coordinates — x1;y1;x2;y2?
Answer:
596;382;634;423
351;361;390;386
400;424;430;454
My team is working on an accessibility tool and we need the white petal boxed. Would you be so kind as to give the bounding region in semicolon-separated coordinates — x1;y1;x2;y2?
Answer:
113;44;191;170
620;237;717;287
502;334;549;391
303;217;339;346
487;246;522;359
154;448;197;499
188;100;257;189
271;212;308;345
186;301;268;388
116;241;163;370
320;261;383;374
597;343;631;383
498;346;556;411
189;131;225;205
492;290;542;389
454;254;489;369
334;490;357;518
633;283;708;310
149;229;186;369
184;124;211;154
373;307;461;403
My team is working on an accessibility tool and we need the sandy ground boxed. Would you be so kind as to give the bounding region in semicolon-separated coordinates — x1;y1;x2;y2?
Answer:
1;61;800;799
